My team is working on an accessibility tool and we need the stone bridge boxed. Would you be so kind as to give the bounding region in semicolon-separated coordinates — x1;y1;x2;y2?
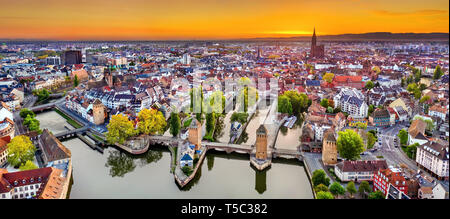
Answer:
29;98;65;112
205;142;253;154
272;148;303;160
54;126;90;140
30;102;57;112
148;136;253;154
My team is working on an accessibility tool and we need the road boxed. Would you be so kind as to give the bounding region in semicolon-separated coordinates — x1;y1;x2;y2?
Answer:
369;123;419;171
12;95;37;135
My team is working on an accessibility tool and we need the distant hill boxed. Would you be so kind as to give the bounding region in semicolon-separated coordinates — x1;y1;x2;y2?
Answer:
240;32;449;42
1;32;448;43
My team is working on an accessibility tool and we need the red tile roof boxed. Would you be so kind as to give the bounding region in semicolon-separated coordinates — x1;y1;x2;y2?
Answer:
0;167;53;193
337;160;388;173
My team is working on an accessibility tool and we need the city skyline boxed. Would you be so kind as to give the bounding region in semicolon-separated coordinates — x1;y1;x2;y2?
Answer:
0;0;449;40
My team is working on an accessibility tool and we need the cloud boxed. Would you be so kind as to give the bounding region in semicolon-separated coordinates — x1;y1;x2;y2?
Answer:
373;9;448;16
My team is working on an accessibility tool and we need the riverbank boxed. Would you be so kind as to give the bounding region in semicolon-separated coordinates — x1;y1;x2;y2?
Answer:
53;108;83;129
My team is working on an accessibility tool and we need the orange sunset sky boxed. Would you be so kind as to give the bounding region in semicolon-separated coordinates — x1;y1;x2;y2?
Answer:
0;0;448;40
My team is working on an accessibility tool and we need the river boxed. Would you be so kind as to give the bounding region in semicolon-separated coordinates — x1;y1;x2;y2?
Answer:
36;110;313;199
274;116;304;150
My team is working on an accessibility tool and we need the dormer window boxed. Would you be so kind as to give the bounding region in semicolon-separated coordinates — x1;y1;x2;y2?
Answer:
22;179;26;184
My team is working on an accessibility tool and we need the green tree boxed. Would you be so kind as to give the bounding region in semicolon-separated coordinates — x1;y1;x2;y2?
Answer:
365;81;375;90
433;65;443;80
367;131;377;149
190;85;204;115
358;181;371;197
346;181;357;198
406;143;419;159
327;106;334;113
23;114;41;133
412;67;422;83
419;83;427;91
316;191;334;199
314;184;329;193
312;169;330;187
278;95;293;115
329;182;346;198
169;112;181;137
137;108;167;135
19;108;35;119
398;129;408;146
181;166;193;176
205;112;216;136
237;86;259;113
413;89;421;100
368;104;375;115
407;83;418;93
206;91;226;114
420;96;430;104
320;98;329;108
106;114;136;144
19;160;38;171
73;74;79;87
368;190;385;199
7;135;36;167
282;90;310;115
33;88;50;102
337;129;365;160
230;112;248;124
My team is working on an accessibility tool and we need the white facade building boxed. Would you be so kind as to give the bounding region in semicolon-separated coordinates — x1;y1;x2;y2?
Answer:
333;88;368;118
416;142;449;180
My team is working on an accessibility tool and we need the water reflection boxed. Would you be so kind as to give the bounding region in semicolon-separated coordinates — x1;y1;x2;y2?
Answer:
136;149;163;167
237;131;249;144
254;167;269;194
37;108;314;198
280;126;288;136
207;154;215;171
105;150;136;177
105;147;164;177
274;114;305;150
180;163;202;191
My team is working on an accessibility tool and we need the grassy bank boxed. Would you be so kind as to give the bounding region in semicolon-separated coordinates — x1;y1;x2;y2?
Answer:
54;108;83;129
91;133;104;142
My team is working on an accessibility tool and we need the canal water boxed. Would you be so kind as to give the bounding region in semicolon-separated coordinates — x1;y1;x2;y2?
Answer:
274;116;304;150
36;111;313;199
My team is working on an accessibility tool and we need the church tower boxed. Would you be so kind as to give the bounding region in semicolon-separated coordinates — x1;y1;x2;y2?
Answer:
310;27;324;58
311;27;317;51
255;125;268;160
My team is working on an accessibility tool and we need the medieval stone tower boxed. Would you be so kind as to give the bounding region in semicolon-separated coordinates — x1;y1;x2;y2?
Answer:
188;118;202;151
255;124;268;160
104;70;113;88
92;99;105;125
322;129;337;165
